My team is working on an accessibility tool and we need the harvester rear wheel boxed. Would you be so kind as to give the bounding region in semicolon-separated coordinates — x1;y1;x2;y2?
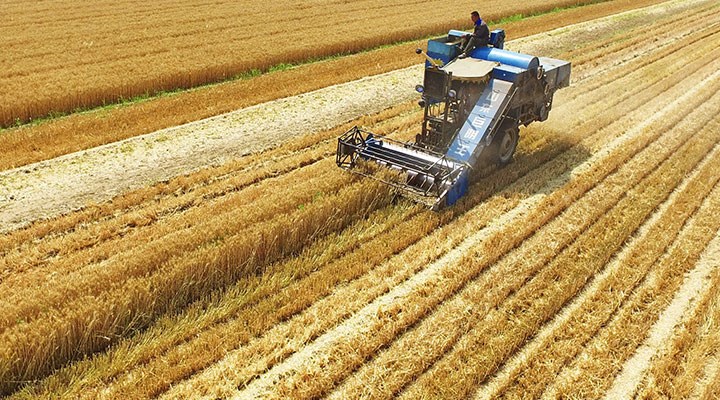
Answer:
492;122;519;166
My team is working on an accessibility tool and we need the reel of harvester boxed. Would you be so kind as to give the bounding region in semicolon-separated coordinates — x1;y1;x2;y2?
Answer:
337;126;469;210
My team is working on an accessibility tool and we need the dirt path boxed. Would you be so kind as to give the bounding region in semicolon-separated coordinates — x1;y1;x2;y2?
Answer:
0;0;702;234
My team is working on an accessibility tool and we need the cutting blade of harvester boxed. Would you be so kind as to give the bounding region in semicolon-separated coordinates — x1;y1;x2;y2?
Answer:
336;126;469;210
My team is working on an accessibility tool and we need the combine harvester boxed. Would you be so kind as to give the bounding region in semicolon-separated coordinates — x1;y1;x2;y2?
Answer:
336;29;571;209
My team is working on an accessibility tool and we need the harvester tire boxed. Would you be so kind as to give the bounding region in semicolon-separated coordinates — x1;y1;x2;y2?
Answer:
492;122;519;167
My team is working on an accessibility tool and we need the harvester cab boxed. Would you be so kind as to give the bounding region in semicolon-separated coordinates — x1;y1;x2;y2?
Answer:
336;29;571;210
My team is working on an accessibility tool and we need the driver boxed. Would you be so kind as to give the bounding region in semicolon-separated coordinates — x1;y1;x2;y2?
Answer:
459;11;490;59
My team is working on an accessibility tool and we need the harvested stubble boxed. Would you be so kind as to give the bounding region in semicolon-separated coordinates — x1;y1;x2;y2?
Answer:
320;60;720;400
154;24;712;396
4;2;719;398
0;0;668;171
13;79;575;398
11;7;716;396
237;39;720;399
481;127;720;400
546;174;720;399
634;246;720;399
4;32;652;394
0;101;417;260
0;103;420;291
0;98;422;394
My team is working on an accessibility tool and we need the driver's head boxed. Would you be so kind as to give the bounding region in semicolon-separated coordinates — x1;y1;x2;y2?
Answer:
471;11;480;23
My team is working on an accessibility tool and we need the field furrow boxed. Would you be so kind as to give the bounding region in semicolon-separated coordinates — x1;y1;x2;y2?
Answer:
620;239;720;399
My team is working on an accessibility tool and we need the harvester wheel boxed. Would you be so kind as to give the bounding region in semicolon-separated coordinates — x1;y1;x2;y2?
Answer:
492;122;519;166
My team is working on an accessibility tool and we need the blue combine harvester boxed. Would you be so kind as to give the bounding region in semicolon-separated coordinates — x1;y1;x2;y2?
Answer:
336;29;571;210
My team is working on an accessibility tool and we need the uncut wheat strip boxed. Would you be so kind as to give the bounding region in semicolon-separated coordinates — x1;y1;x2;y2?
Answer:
327;70;720;400
542;182;720;400
476;131;720;400
232;69;720;400
0;144;331;278
0;63;423;235
0;159;352;330
396;93;720;400
619;241;720;399
14;201;424;400
3;108;422;316
0;178;392;393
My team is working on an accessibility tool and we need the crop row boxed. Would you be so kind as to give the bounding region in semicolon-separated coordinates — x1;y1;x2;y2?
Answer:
633;240;720;399
312;62;720;400
116;17;720;399
545;141;720;398
8;1;720;393
482;122;720;399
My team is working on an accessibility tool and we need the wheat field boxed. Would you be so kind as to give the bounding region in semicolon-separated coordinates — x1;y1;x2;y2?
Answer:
2;0;720;398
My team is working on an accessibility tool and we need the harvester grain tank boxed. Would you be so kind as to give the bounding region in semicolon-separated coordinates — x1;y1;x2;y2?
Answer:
336;29;571;209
